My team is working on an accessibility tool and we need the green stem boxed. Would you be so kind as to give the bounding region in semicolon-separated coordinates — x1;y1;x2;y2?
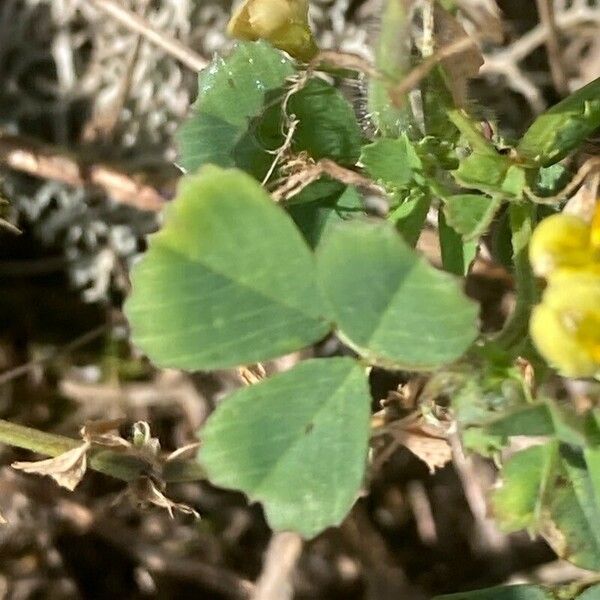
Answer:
494;203;538;350
0;419;205;483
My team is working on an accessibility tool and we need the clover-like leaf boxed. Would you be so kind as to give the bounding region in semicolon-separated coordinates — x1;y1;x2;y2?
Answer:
177;41;294;178
199;357;371;537
317;219;479;369
125;166;330;371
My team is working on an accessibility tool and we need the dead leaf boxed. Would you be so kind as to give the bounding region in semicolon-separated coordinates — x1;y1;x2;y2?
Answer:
82;418;130;449
397;429;452;474
433;4;484;106
12;442;90;491
238;363;266;385
376;412;453;474
455;0;503;43
127;476;199;519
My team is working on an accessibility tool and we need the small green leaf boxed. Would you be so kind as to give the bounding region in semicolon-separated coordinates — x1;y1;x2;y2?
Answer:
360;134;422;191
453;152;520;197
317;219;479;369
547;446;600;570
388;188;431;247
433;584;554;600
199;357;371;538
442;194;501;241
491;443;557;532
288;79;363;166
518;76;600;166
177;41;294;177
493;443;600;570
535;164;571;196
438;209;478;276
125;166;329;370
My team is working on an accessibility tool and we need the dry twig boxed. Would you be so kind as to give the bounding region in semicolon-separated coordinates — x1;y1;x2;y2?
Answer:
87;0;207;72
535;0;569;95
0;134;165;212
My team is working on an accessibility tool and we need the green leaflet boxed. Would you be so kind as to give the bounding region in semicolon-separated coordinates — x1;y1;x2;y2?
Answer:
317;219;478;369
288;78;363;166
177;41;294;178
518;75;600;166
199;357;371;538
125;166;329;370
492;443;600;570
360;134;423;191
438;209;478;276
441;194;501;241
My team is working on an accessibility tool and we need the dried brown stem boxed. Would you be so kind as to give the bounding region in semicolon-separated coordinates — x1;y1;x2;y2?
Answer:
388;35;478;106
0;133;164;212
272;158;384;202
535;0;569;96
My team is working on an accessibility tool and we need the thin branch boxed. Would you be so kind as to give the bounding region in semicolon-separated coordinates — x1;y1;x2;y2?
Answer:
0;133;164;212
0;419;205;483
535;0;569;96
88;0;207;72
388;35;478;106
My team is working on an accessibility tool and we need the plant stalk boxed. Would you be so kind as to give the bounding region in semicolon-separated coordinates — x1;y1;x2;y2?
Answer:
0;419;205;483
494;203;538;351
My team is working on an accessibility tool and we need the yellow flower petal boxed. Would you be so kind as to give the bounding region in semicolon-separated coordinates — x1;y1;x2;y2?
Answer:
530;271;600;378
228;0;318;61
529;212;592;277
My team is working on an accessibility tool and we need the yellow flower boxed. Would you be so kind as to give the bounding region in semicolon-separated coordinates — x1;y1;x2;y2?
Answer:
228;0;318;62
529;204;600;378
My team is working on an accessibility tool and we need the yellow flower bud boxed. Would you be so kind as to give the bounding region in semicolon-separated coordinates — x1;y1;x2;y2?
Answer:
228;0;318;62
530;271;600;377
